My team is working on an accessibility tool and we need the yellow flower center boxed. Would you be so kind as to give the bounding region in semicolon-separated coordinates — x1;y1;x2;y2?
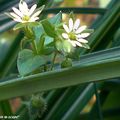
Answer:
22;15;30;21
68;32;76;40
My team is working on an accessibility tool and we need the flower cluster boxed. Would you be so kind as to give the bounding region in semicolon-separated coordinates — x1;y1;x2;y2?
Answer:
5;1;94;119
7;0;91;50
6;0;93;76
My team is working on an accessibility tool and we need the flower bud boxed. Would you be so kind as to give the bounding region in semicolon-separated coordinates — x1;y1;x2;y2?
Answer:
61;58;72;68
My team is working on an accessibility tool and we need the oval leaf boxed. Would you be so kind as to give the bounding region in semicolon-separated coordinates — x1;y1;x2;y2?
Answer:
17;49;46;76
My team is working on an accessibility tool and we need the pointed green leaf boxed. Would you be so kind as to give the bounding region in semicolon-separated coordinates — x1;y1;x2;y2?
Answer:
33;24;45;45
49;11;62;25
41;19;56;37
82;29;94;34
69;12;75;21
82;43;90;49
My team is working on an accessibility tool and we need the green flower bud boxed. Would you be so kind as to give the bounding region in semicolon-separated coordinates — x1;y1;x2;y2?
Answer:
61;58;72;68
28;94;47;119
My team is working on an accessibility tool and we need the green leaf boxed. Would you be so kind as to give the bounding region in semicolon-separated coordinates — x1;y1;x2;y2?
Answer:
1;47;120;100
41;19;56;37
112;28;120;47
56;28;65;34
33;24;44;41
27;22;40;28
13;23;25;30
82;29;94;34
61;84;97;120
0;101;13;116
35;5;45;15
13;22;39;31
49;11;62;25
69;12;75;21
17;49;46;76
82;43;90;49
42;47;55;55
45;36;54;45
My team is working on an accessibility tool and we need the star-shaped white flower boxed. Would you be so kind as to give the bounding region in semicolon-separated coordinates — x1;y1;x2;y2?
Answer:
62;18;90;48
8;1;45;23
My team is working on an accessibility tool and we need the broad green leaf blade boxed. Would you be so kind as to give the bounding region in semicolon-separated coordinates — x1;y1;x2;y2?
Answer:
61;83;96;120
112;28;120;47
81;1;120;53
0;47;120;100
17;49;46;76
0;33;23;118
0;32;24;76
44;85;86;119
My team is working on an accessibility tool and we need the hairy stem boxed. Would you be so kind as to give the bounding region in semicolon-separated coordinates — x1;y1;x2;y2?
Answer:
50;52;57;70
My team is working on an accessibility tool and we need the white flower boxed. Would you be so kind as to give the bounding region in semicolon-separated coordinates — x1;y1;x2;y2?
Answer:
9;1;45;23
62;18;90;48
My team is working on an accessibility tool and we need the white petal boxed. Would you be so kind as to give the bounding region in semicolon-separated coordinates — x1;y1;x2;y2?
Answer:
20;1;29;15
69;18;73;32
62;33;69;39
29;17;39;22
19;2;27;15
74;41;82;47
76;25;87;34
13;18;22;22
63;24;70;33
19;2;24;13
10;12;21;20
29;4;37;15
77;38;88;43
23;1;29;11
80;33;90;38
12;7;23;17
68;39;76;47
31;10;41;19
74;19;80;30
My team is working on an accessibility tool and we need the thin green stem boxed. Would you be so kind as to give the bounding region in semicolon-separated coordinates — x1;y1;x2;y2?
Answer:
20;38;26;50
23;25;38;54
31;40;38;54
50;52;57;70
